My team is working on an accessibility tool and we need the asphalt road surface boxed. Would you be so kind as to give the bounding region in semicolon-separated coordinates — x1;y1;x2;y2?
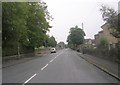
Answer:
3;48;118;84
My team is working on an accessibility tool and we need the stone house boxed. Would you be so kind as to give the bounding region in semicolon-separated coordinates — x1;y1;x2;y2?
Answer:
94;23;118;50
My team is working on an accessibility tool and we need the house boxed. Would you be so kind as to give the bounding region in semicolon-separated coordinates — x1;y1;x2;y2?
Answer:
94;23;118;49
94;31;104;47
101;23;118;49
85;39;95;45
94;34;99;47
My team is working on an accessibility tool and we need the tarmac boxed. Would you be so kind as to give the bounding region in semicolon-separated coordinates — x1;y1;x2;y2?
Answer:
77;52;120;81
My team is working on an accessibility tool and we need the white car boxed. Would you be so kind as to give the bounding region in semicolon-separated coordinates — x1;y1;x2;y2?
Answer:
50;48;56;53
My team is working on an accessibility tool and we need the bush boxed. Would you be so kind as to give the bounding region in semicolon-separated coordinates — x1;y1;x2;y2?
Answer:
2;46;18;57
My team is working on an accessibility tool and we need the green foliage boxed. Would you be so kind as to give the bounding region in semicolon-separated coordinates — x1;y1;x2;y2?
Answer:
2;2;52;56
99;37;108;48
67;25;85;49
100;5;120;38
46;36;57;47
99;4;120;63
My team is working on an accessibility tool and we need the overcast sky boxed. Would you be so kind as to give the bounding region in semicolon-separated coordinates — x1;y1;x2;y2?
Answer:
44;0;119;44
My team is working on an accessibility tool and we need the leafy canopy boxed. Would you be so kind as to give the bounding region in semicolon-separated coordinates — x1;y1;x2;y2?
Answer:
100;5;120;38
2;2;53;56
67;26;85;48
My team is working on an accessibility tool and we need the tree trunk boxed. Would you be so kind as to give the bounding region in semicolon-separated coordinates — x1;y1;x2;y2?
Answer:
17;42;20;59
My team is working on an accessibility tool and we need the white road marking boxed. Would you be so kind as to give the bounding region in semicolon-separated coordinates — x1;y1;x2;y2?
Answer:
41;64;48;70
52;57;56;61
23;51;63;85
56;52;62;57
23;73;37;85
50;59;54;63
49;52;63;63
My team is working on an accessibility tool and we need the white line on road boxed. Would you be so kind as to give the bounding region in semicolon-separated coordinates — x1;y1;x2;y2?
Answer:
23;73;37;85
22;51;63;85
41;64;48;70
41;52;62;71
50;59;54;63
56;52;62;57
49;52;63;63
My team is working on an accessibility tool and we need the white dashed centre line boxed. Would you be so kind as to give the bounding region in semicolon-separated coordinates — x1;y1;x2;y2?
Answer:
41;64;49;70
49;52;63;64
50;59;54;63
23;73;37;85
22;52;64;85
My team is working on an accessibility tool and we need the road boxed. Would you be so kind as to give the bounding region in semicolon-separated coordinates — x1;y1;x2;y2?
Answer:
3;48;118;84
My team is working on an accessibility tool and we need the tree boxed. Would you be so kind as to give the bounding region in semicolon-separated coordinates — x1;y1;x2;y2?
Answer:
100;5;120;38
46;36;57;47
2;2;52;56
67;26;85;49
100;5;120;61
99;37;108;48
2;2;29;56
57;42;65;48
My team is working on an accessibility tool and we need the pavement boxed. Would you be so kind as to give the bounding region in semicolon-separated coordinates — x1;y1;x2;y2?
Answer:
2;49;50;68
77;52;119;80
2;54;48;69
2;48;119;84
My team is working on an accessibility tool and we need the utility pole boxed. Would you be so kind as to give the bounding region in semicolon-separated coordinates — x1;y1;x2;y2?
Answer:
81;22;84;54
82;23;84;30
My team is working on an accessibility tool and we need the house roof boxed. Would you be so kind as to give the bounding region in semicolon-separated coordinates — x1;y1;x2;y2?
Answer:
99;30;103;34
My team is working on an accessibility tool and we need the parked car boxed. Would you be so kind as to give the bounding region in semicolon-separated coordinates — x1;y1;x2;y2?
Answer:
50;48;56;53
